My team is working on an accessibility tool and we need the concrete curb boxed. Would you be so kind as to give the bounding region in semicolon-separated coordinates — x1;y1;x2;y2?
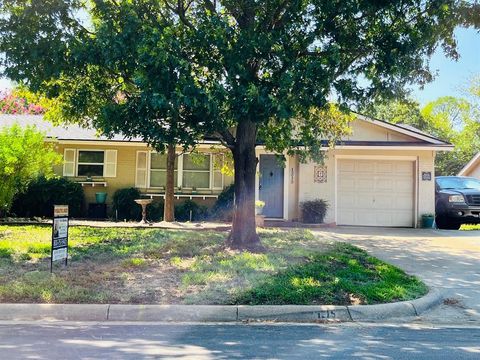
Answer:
0;289;443;323
0;304;109;321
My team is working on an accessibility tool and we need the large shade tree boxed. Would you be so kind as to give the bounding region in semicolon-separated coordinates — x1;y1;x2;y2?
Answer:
0;0;476;249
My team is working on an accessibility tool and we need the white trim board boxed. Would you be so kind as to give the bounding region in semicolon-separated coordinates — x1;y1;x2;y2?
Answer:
458;152;480;176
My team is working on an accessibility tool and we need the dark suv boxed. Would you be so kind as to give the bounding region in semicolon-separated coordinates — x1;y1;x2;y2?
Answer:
435;176;480;230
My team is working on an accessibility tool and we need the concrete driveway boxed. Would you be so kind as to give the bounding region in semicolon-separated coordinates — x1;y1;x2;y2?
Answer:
311;227;480;324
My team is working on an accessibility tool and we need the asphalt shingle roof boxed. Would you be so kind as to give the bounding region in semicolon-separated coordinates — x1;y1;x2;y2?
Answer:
0;114;143;142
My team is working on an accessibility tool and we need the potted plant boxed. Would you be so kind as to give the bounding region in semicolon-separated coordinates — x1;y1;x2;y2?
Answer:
255;200;266;227
255;200;265;215
421;213;435;228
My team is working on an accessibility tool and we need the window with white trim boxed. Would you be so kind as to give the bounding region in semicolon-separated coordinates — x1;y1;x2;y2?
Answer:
212;153;224;189
150;153;178;188
63;149;76;177
182;153;210;189
77;150;104;177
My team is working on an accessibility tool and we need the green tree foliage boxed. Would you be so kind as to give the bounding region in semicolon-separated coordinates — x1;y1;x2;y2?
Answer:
0;0;474;248
422;96;480;175
0;125;61;215
363;88;480;176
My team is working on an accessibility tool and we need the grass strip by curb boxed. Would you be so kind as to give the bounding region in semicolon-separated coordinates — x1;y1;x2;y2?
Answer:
235;243;428;305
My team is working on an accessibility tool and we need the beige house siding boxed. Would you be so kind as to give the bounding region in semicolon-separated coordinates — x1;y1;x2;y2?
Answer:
287;155;300;220
346;119;419;142
49;116;444;225
55;143;233;213
467;166;480;178
55;143;143;206
297;149;436;227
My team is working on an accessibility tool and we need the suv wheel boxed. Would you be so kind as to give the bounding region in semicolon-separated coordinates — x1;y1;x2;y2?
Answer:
436;216;461;230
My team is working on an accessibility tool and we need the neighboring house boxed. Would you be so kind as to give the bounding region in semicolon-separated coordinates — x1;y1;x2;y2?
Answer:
1;114;453;227
458;153;480;178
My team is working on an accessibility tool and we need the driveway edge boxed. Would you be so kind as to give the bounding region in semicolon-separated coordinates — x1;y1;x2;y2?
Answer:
0;289;443;323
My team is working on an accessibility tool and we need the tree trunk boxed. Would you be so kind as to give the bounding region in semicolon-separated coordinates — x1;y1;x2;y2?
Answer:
227;120;263;251
163;143;176;222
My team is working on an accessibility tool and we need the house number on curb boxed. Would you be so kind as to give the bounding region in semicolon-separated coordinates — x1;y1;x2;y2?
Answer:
51;205;69;273
317;310;336;319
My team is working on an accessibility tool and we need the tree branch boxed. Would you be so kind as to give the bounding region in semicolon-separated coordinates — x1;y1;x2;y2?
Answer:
203;0;217;14
216;128;236;148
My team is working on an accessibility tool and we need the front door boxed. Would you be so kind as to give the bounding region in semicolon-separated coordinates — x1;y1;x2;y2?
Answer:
259;154;284;218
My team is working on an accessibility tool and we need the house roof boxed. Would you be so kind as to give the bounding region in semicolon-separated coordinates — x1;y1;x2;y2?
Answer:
458;152;480;176
0;114;144;142
353;112;452;146
1;113;453;150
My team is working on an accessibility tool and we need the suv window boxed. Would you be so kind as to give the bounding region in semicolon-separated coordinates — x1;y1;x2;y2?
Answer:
436;177;480;190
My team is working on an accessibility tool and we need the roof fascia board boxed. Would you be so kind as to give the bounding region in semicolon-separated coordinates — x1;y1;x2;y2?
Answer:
458;152;480;176
255;144;453;151
55;139;223;148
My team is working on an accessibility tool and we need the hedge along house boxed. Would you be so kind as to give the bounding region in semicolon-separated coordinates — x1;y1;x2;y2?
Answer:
2;114;452;226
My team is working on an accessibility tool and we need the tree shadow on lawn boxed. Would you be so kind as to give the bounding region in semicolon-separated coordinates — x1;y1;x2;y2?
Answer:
0;226;427;306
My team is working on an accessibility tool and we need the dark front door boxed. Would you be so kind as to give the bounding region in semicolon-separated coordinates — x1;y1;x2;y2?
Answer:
259;154;284;218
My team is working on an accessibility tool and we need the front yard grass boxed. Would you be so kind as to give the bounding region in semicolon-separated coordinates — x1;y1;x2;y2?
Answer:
461;224;480;231
0;225;427;305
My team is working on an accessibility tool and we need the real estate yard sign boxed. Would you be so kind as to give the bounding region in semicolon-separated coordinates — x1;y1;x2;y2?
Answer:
51;205;69;272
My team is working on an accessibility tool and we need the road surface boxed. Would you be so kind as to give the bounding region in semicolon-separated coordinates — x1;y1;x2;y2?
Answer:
1;322;480;359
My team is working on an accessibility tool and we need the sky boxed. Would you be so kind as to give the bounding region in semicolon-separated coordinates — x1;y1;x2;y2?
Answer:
410;27;480;105
0;27;478;105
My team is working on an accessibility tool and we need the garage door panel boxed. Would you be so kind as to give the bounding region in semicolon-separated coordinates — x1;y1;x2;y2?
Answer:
377;162;394;173
339;160;355;172
374;197;394;209
337;159;415;227
357;178;375;190
355;161;375;172
395;196;414;210
395;162;414;174
338;194;355;208
376;179;395;191
339;178;355;189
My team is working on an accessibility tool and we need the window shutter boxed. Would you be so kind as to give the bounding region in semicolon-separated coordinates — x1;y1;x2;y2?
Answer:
104;150;117;178
135;151;148;188
63;149;76;177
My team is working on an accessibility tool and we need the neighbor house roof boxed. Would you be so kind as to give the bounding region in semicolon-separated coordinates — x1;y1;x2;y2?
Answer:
458;152;480;176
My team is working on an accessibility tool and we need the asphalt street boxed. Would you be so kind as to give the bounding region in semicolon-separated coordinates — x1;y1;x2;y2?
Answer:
1;322;480;359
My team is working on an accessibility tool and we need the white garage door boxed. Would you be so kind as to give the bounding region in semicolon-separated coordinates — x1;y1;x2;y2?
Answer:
337;159;415;227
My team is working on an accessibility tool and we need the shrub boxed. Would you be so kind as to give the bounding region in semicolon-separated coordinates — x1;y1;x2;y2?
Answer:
210;184;235;220
300;199;329;224
147;200;164;222
175;199;209;221
112;188;142;221
10;177;84;218
0;125;61;216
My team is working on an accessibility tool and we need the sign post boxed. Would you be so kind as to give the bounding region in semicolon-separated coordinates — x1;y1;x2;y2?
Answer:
51;205;69;273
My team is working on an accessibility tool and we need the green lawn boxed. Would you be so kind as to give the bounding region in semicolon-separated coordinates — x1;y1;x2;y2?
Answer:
461;224;480;231
0;225;427;305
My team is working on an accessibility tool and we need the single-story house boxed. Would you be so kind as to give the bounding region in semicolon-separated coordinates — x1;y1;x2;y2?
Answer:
1;114;453;227
458;153;480;178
